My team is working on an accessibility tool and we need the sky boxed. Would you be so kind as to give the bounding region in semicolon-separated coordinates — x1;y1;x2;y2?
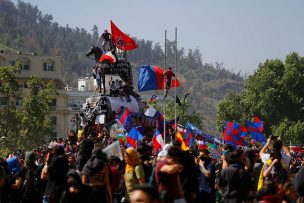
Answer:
20;0;304;73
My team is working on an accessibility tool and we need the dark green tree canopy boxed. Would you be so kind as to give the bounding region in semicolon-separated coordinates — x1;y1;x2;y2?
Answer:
217;52;304;144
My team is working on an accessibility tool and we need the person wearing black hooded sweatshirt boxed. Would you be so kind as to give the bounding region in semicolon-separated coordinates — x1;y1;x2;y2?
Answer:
42;143;69;203
76;138;94;173
19;151;41;203
82;147;112;203
60;170;93;203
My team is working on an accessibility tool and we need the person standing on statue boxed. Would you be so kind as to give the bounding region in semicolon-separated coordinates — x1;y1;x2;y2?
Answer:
163;67;176;98
100;29;112;53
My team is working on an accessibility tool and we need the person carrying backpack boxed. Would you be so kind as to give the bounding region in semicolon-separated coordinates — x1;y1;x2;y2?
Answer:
19;151;41;203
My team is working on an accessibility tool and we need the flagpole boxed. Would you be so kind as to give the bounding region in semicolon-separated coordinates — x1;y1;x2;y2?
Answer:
164;29;167;144
174;28;177;136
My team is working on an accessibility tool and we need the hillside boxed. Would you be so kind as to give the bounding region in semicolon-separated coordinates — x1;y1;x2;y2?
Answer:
0;0;244;134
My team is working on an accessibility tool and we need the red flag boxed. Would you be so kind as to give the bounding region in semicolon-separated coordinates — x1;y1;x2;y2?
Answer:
110;20;138;51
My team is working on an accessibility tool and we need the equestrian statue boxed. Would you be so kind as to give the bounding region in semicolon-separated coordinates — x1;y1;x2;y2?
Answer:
86;45;133;94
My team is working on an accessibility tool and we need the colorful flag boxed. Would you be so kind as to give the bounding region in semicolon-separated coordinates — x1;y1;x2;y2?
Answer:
176;131;189;151
254;116;264;132
184;130;194;148
119;107;129;124
150;95;158;102
152;129;164;151
223;121;247;146
118;107;133;132
99;51;116;63
154;111;164;130
138;65;180;92
126;127;143;148
197;140;208;150
111;20;137;51
247;116;266;144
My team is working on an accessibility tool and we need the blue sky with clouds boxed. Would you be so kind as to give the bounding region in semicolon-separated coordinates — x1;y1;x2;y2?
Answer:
20;0;304;73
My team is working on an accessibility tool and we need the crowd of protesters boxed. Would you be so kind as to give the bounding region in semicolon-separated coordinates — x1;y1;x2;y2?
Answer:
1;127;304;203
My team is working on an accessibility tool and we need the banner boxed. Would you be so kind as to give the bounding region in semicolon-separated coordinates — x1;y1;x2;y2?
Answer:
129;113;158;128
103;141;123;160
107;95;140;113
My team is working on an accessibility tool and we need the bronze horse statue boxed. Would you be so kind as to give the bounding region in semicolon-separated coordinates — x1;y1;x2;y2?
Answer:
86;45;133;94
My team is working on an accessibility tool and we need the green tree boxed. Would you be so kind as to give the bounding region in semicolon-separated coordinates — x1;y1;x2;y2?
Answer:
217;52;304;142
20;76;56;149
0;64;21;153
148;96;203;128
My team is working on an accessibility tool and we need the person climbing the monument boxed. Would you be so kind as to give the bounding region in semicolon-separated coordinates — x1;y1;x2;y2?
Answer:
163;67;176;98
100;29;112;53
93;66;102;94
109;77;118;97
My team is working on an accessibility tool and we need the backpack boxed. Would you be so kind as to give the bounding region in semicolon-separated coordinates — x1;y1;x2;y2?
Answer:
22;166;39;201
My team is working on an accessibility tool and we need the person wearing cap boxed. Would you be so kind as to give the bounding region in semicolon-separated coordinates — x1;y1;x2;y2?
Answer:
100;29;112;52
43;142;69;203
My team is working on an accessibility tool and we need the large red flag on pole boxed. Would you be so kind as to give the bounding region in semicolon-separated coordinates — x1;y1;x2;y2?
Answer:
110;20;138;51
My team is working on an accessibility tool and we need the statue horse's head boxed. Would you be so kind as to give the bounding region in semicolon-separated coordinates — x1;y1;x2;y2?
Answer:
86;44;103;62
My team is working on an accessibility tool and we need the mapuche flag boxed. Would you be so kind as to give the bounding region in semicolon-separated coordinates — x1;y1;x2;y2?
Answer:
111;20;138;51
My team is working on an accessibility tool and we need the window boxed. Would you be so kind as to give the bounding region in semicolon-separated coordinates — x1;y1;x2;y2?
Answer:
0;97;7;106
19;82;28;89
21;63;29;70
50;116;57;126
50;99;56;110
43;62;54;71
16;98;22;106
50;99;57;107
17;58;30;70
0;57;5;66
10;60;15;66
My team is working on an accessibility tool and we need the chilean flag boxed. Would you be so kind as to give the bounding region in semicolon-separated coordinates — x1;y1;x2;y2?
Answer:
138;65;180;92
99;51;116;64
152;129;164;151
111;20;138;51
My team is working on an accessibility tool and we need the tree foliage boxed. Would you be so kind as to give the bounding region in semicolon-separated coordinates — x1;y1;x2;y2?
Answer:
216;52;304;144
0;65;56;152
147;97;202;128
20;76;56;149
0;64;21;152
